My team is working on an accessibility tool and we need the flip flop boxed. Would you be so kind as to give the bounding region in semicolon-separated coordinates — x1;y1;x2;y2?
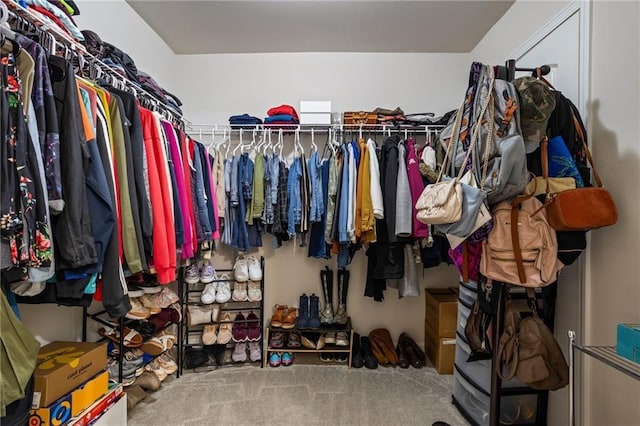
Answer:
99;326;143;348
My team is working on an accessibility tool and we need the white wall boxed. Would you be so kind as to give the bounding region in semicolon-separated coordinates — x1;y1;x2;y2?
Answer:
586;1;640;424
176;52;471;346
74;0;177;94
176;52;469;124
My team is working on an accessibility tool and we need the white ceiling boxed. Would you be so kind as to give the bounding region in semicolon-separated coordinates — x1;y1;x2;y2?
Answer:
126;1;514;55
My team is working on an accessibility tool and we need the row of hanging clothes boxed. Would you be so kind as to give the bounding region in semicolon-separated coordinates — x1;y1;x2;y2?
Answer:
0;8;204;317
191;124;451;300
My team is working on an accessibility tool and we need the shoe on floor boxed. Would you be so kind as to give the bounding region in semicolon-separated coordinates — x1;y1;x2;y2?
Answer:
335;331;349;346
246;256;262;281
232;342;248;362
185;264;200;284
200;260;216;284
268;352;281;367
360;336;378;369
157;353;178;375
126;385;147;410
233;256;249;282
133;371;161;391
248;341;262;362
281;352;295;366
145;361;168;382
351;332;364;369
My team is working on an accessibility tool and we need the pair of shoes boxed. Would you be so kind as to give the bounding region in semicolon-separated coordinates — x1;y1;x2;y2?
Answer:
300;332;325;349
270;305;297;329
319;353;348;363
127;297;151;320
187;304;221;326
232;312;261;342
233;256;262;282
268;352;294;367
398;333;426;368
185;260;217;284
323;331;349;346
201;274;231;304
269;331;302;348
232;341;262;363
296;294;320;329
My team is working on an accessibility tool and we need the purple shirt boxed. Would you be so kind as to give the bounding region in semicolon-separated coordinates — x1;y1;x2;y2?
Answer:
406;139;429;238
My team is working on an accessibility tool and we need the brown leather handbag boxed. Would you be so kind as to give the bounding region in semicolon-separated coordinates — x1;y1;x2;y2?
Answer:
542;115;618;231
496;290;569;391
343;111;377;125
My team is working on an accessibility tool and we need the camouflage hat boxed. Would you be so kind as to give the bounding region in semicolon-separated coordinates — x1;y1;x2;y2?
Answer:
513;77;556;152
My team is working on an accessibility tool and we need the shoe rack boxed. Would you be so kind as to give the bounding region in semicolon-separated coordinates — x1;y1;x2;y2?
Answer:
263;317;353;368
179;257;265;374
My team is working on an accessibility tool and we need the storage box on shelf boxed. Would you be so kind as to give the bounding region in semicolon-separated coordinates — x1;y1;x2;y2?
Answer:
264;318;353;368
180;257;265;373
425;288;458;374
299;101;332;125
617;323;640;364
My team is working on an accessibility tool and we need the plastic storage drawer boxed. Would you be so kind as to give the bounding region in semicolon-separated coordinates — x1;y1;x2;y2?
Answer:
458;282;477;307
454;334;526;392
457;299;472;337
452;369;539;426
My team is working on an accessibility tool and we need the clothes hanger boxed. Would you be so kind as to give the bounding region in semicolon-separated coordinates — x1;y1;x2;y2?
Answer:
295;127;304;156
311;128;318;153
233;128;244;156
224;128;231;159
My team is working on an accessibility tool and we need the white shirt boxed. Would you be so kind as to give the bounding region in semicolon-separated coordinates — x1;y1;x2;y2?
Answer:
367;139;384;219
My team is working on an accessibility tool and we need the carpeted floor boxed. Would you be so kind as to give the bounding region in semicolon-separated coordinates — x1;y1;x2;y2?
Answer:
127;364;468;426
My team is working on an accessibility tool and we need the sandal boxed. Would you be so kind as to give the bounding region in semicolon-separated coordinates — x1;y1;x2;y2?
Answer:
281;308;297;330
270;305;288;328
99;326;143;348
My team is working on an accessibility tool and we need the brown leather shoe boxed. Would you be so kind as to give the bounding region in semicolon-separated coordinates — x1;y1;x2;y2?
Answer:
399;333;426;368
396;340;410;369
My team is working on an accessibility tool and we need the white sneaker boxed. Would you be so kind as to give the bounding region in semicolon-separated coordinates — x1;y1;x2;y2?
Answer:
215;276;232;303
201;283;217;304
247;281;262;302
232;282;248;302
246;256;262;281
232;342;248;362
233;257;249;282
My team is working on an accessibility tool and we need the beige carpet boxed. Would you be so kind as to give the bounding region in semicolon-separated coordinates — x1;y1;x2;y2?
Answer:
128;364;468;426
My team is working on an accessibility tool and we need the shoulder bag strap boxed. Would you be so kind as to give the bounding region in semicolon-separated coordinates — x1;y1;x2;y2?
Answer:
571;112;604;188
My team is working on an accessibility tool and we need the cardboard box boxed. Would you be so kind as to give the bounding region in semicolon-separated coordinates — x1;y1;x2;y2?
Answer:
33;341;107;407
425;326;456;374
425;288;459;337
300;101;332;113
617;324;640;364
30;371;109;426
69;384;124;426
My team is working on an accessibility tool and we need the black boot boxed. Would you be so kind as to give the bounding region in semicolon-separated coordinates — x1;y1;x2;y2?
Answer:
319;266;334;325
308;294;321;329
360;336;378;369
351;332;364;368
334;269;349;325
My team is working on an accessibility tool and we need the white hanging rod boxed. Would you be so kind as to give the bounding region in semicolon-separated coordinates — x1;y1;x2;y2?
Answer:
187;124;446;134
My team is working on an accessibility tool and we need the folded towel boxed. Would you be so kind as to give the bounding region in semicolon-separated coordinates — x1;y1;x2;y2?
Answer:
264;114;299;124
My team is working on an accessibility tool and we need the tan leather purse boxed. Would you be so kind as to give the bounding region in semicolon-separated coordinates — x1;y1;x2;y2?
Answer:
542;115;618;231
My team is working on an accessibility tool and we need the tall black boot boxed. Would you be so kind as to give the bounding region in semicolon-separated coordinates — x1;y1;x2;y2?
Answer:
334;269;349;325
319;266;334;325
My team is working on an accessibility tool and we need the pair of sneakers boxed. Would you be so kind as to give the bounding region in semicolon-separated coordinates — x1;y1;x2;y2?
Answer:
233;256;262;282
185;260;216;285
268;352;294;367
232;281;262;302
201;274;232;304
231;341;262;363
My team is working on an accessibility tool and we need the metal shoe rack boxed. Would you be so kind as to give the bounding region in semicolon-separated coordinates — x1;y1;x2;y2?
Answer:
179;257;265;374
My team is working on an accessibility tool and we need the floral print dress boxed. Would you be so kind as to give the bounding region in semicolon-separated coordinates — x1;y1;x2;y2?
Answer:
1;52;52;271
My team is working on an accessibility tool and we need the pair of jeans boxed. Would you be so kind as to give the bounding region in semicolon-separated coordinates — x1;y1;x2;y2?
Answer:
308;159;330;259
287;157;302;237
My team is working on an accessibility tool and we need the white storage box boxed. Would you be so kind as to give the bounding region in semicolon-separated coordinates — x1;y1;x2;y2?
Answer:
300;113;332;125
300;101;332;113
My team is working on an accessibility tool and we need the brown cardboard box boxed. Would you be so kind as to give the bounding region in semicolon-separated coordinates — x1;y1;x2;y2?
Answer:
425;324;456;374
425;288;458;337
33;342;107;407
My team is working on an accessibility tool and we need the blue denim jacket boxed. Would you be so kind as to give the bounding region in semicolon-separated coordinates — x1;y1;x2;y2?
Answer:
308;151;324;223
287;157;303;237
